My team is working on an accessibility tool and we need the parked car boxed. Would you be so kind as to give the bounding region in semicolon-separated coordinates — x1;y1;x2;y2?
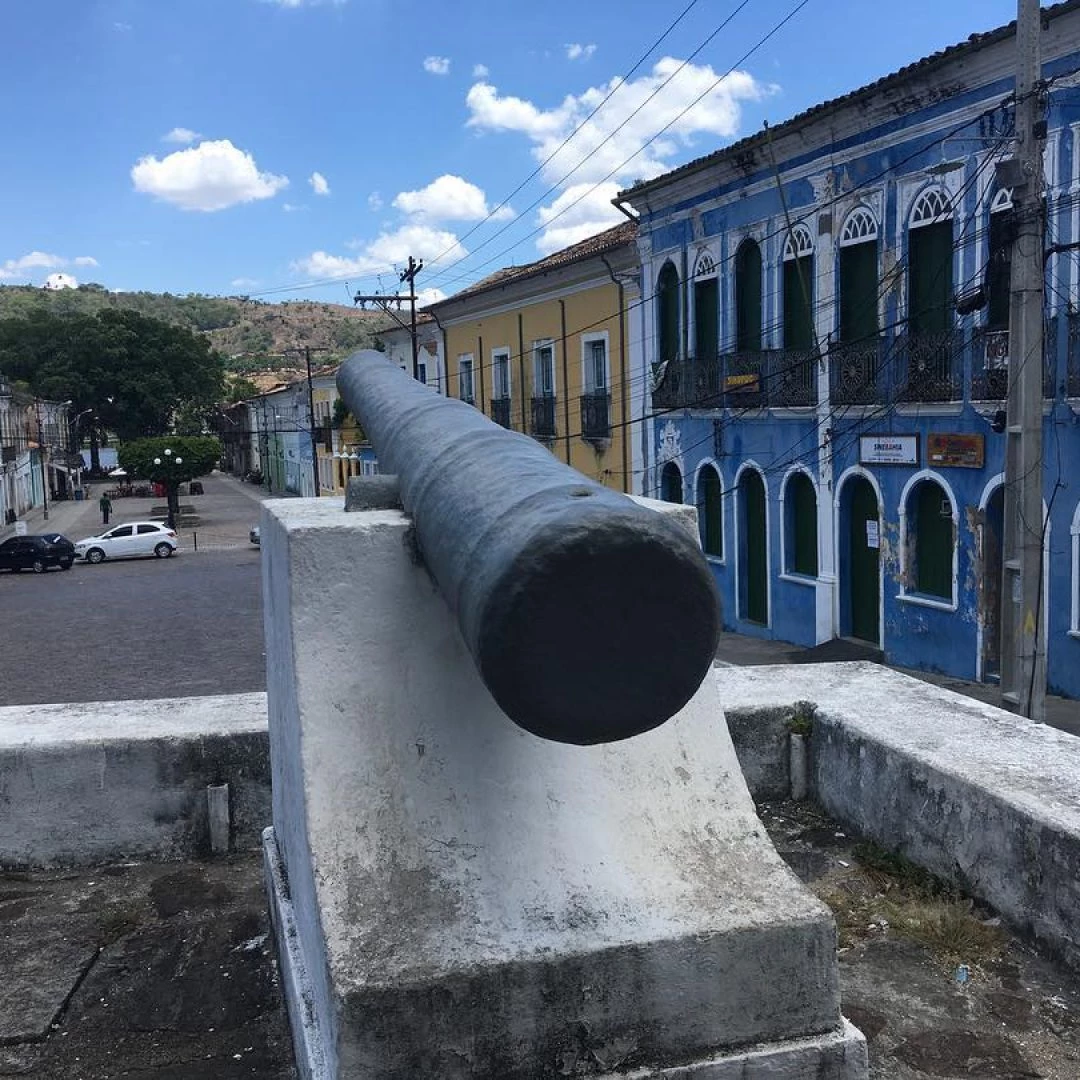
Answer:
74;521;178;564
250;524;260;546
0;533;76;573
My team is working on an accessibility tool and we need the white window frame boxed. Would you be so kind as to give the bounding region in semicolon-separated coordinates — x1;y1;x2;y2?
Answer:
692;458;725;564
733;461;771;628
533;341;556;397
491;348;512;400
458;354;475;404
896;469;959;611
778;465;819;585
1071;500;1080;637
580;332;610;394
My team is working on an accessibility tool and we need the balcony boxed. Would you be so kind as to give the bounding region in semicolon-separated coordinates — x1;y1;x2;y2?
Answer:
970;323;1057;401
530;394;557;440
1069;317;1080;398
892;329;964;403
490;396;512;429
828;339;886;405
580;392;611;442
651;349;817;411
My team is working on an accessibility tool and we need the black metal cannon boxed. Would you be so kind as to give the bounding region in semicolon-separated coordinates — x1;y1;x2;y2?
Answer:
337;350;721;745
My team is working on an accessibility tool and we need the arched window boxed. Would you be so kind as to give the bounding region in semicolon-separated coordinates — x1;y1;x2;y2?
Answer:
660;461;683;504
987;188;1014;332
838;206;880;343
696;464;722;557
693;251;718;362
657;262;680;365
908;188;954;335
782;224;814;351
906;477;955;600
784;471;818;577
735;239;763;352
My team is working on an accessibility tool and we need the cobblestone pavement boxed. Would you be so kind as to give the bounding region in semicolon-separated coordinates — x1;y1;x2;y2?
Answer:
0;472;277;706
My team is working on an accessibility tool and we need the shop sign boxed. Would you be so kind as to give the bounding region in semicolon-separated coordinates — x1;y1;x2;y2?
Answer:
927;432;985;468
858;434;919;466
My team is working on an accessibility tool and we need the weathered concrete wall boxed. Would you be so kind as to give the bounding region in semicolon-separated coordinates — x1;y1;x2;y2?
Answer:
262;499;864;1079
0;694;270;868
715;663;1080;971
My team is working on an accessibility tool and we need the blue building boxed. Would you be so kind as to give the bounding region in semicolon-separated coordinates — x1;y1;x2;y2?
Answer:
617;2;1080;698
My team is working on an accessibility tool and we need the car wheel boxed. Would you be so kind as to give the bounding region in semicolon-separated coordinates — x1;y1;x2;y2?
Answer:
154;543;173;559
60;560;73;570
31;559;46;574
86;548;106;564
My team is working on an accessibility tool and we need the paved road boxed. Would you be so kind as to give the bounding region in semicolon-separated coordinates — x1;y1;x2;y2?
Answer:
0;473;272;706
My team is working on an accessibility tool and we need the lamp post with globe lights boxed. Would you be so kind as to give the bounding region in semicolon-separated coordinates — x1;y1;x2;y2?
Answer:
153;448;184;530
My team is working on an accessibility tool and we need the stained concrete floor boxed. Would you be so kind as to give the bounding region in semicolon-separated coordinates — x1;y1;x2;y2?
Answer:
0;855;296;1079
4;808;1079;1079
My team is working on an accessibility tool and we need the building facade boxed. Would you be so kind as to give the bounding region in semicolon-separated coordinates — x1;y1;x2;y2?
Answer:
427;223;643;493
379;315;445;393
618;2;1080;698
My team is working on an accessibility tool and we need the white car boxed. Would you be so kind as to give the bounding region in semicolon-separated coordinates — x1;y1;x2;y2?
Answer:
75;521;179;564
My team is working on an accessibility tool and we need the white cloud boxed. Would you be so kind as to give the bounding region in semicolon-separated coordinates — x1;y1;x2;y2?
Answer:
282;202;306;212
309;171;331;196
43;272;78;290
472;63;489;78
467;58;773;250
114;21;133;32
293;224;467;280
367;191;383;211
415;287;447;306
565;43;597;62
261;0;348;6
162;127;200;145
131;139;288;212
0;251;100;282
231;277;260;288
392;174;513;223
534;183;625;254
423;55;450;76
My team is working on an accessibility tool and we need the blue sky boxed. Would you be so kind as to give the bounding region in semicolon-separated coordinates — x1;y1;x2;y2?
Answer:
1;0;1030;304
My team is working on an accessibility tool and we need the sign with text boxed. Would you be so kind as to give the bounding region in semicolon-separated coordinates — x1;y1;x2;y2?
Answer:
859;434;919;466
928;432;985;468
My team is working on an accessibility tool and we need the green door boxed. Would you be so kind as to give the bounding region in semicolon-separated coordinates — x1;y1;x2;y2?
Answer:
694;278;719;360
741;470;767;624
847;478;880;644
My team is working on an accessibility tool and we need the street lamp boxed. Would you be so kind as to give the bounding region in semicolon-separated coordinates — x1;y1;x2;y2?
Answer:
153;448;184;530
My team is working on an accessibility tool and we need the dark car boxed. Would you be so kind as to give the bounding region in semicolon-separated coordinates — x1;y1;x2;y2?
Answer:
0;533;76;573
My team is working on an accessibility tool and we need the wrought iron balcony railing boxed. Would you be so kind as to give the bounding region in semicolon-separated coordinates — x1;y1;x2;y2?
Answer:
892;329;964;403
580;392;612;441
650;349;817;411
530;394;557;439
828;338;887;405
971;322;1058;401
490;396;512;429
1070;316;1080;398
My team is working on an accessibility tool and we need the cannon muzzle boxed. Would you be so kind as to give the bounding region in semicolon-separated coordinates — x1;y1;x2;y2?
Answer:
337;350;721;745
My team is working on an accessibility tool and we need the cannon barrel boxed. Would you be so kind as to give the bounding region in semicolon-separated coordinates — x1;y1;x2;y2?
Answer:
337;350;721;745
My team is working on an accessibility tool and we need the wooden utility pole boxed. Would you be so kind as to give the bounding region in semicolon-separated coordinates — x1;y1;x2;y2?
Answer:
1000;0;1047;720
354;255;424;382
285;345;330;498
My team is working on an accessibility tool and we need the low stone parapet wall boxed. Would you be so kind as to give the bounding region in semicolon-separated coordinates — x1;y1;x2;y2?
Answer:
0;693;270;868
718;662;1080;971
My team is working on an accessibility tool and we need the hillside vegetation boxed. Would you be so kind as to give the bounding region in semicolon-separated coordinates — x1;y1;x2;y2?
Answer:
0;284;391;372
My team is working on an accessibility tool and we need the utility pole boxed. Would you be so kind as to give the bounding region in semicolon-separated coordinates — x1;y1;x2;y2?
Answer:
1000;0;1047;721
34;401;49;522
286;346;330;499
354;255;424;382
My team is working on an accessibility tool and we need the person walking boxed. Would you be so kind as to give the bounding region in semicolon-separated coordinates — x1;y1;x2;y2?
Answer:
99;492;112;526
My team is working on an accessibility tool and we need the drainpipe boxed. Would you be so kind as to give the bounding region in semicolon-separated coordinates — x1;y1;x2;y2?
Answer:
518;313;527;433
601;254;629;492
477;335;485;413
559;299;571;465
428;309;448;395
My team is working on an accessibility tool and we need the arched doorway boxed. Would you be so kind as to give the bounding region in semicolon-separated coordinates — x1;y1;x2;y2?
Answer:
839;474;880;645
660;461;683;504
738;468;768;624
981;484;1005;680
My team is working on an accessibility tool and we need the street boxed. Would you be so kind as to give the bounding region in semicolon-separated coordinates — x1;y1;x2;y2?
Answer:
0;473;269;706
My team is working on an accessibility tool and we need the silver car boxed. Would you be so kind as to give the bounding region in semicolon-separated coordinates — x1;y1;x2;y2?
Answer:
75;521;179;563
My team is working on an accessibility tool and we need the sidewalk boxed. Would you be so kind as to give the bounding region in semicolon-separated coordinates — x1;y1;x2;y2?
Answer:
713;630;1080;737
0;488;101;546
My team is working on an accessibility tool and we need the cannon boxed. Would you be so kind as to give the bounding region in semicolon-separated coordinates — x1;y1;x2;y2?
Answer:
337;350;721;745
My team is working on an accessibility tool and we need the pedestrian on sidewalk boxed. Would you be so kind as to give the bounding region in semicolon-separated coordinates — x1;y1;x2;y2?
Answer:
99;493;112;526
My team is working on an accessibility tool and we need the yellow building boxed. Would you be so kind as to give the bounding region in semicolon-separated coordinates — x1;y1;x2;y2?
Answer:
427;222;640;492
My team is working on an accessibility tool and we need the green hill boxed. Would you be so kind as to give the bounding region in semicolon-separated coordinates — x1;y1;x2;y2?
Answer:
0;284;392;372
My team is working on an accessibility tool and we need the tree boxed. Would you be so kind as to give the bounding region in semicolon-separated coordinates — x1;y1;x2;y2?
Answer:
0;307;226;457
119;435;221;528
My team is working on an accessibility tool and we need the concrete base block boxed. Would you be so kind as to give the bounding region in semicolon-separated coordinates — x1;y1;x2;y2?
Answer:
262;500;864;1079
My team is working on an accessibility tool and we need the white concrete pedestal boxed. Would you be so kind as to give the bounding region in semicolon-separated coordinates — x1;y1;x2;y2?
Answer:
262;500;866;1079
